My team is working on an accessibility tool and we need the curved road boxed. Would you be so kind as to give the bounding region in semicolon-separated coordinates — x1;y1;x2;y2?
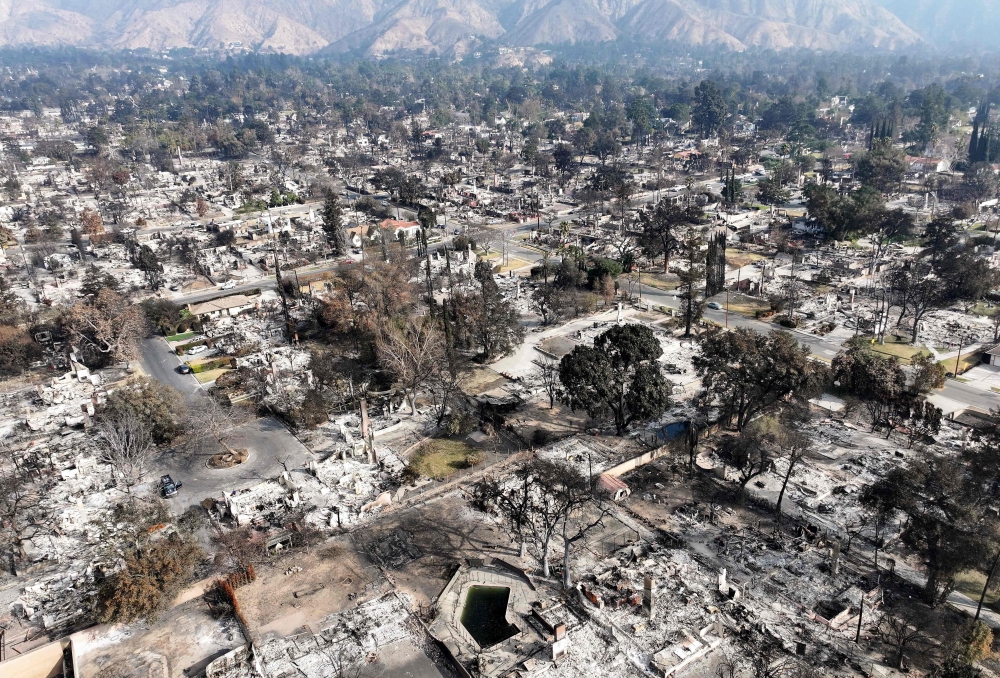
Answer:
139;336;313;514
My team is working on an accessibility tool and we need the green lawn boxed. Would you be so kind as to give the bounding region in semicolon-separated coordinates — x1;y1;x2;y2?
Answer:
641;275;680;292
725;249;765;269
195;367;231;384
189;356;232;373
411;439;480;480
942;351;984;376
725;293;771;317
868;338;931;364
955;569;1000;607
968;302;999;318
166;331;196;343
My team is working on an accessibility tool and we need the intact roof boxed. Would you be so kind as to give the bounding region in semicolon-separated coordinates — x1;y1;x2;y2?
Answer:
380;219;419;229
188;294;253;316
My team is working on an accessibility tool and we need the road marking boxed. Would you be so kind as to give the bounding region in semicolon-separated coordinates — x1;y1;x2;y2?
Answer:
823;349;836;355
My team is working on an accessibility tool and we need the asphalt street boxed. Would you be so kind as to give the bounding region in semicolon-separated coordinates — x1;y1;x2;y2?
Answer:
162;215;1000;414
139;337;313;513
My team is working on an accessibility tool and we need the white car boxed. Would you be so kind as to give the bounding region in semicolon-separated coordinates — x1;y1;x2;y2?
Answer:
187;345;208;355
220;281;236;290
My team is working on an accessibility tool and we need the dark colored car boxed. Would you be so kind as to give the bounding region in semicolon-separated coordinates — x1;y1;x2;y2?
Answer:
160;475;182;498
178;364;192;374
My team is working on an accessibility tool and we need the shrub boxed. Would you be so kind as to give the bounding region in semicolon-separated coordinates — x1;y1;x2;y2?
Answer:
190;357;233;373
96;533;202;623
0;325;42;376
445;409;477;436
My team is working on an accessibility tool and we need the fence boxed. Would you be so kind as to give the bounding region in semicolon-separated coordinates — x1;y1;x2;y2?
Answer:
592;526;643;559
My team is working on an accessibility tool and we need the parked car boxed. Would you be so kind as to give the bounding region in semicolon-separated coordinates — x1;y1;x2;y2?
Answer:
220;281;236;290
187;345;208;355
160;475;182;498
178;364;192;374
706;301;724;310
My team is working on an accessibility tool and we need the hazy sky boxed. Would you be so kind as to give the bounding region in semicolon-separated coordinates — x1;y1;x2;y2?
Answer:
876;0;1000;47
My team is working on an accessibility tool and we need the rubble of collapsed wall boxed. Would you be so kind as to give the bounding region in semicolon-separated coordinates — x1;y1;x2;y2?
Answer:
0;369;160;638
217;446;407;531
204;593;420;678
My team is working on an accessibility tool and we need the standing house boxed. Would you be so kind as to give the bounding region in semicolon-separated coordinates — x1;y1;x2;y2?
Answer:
379;219;421;242
983;344;1000;366
187;294;255;320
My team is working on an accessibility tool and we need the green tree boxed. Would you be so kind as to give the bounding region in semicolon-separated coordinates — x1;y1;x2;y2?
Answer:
754;177;790;206
321;192;348;256
923;217;960;263
553;143;574;174
85;126;109;152
694;328;820;430
559;324;671;435
451;261;524;362
102;377;186;444
639;202;702;273
862;453;995;606
676;226;705;337
80;265;121;298
864;209;915;274
717;417;786;503
855;139;907;193
692;80;727;138
133;244;163;290
832;338;908;432
934;245;1000;311
521;136;538;166
140;298;185;335
887;260;949;344
803;184;884;241
626;96;656;144
908;84;950;147
721;166;743;206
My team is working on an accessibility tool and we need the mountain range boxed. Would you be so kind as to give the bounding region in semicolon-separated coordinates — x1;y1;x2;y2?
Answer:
0;0;983;57
874;0;1000;49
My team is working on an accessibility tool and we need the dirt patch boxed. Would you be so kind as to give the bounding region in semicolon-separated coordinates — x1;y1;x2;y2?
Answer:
364;492;512;606
235;538;383;639
459;367;508;395
208;449;249;469
195;367;232;384
537;335;579;359
510;401;590;443
726;248;765;268
182;276;216;292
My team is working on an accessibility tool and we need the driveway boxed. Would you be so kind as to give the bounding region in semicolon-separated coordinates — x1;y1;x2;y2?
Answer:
139;337;313;514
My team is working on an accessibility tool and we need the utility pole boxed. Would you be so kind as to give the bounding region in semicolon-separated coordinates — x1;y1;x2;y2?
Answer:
975;548;1000;622
955;333;968;377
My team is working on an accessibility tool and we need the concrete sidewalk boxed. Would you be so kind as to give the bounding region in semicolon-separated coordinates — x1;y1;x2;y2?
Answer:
955;363;1000;392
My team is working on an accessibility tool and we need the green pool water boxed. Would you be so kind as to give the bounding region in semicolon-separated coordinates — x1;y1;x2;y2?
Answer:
460;585;518;648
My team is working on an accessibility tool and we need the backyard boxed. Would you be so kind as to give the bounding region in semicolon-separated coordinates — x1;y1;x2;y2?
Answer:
410;439;481;480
